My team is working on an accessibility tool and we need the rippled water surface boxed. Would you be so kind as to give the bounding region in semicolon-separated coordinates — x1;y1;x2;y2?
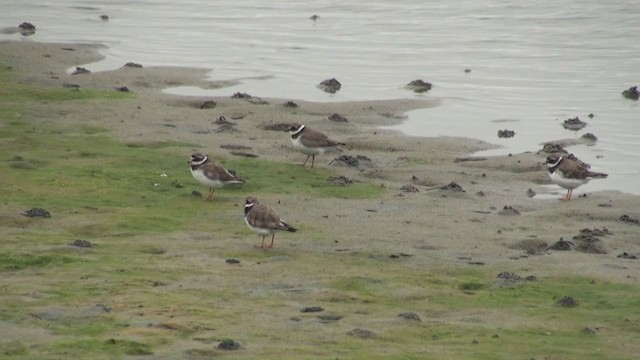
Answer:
2;0;639;193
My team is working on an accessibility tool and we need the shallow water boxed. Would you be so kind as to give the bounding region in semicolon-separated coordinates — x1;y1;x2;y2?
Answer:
2;0;639;193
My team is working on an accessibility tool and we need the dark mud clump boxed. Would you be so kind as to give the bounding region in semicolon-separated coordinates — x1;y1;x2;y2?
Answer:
318;78;342;94
330;154;371;167
526;188;536;198
69;239;93;248
400;184;419;193
18;22;36;36
114;86;129;92
21;207;51;218
346;328;376;338
496;272;537;282
539;143;568;154
620;214;639;225
262;122;290;131
283;101;298;108
440;182;465;192
397;312;421;321
231;92;268;105
225;259;240;264
199;100;216;109
215;116;239;133
621;86;639;100
318;314;343;323
497;129;515;138
562;117;587;131
300;306;324;313
498;205;520;216
555;296;579;308
406;79;432;93
217;339;242;350
573;227;611;254
123;62;143;68
581;133;598;141
8;155;37;169
549;238;574;251
99;15;109;21
327;176;353;186
328;113;348;122
71;67;91;75
617;252;638;260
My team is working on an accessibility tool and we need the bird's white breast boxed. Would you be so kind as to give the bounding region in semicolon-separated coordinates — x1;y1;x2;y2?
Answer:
244;217;276;235
291;136;324;155
191;168;224;188
549;171;588;190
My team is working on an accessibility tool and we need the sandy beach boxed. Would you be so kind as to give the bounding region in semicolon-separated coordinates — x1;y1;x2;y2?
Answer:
2;40;640;358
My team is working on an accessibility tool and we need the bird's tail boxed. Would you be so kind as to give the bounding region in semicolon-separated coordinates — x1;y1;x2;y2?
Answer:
588;171;608;179
283;222;297;232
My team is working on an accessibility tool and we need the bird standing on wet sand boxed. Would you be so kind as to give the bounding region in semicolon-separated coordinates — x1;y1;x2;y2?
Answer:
288;123;346;168
545;154;608;201
188;153;244;201
244;196;297;249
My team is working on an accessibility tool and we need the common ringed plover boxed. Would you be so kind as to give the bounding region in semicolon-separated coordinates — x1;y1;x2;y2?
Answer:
188;153;244;201
545;154;607;201
244;196;297;248
288;123;345;168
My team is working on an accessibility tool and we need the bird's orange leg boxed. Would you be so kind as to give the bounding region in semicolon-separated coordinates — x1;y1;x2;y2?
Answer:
255;236;266;248
301;155;310;166
205;188;215;201
567;189;573;201
310;155;315;168
267;234;276;249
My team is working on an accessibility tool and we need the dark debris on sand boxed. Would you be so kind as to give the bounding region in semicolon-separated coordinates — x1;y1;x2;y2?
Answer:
397;312;422;321
262;122;290;131
621;86;639;100
407;79;432;93
327;176;353;186
400;184;419;193
617;252;638;260
217;339;242;350
21;207;51;218
549;238;574;251
440;182;465;192
346;328;376;338
330;155;371;167
555;296;580;308
199;100;216;109
496;272;537;282
562;117;587;131
69;239;93;248
71;67;91;75
497;129;515;138
123;62;143;68
231;92;268;104
620;214;639;225
540;143;568;154
318;78;342;94
300;306;324;313
328;113;348;122
573;227;611;254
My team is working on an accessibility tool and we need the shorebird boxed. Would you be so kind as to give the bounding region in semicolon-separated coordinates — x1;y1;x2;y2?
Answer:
288;123;345;168
188;153;244;201
545;154;607;201
243;196;297;248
